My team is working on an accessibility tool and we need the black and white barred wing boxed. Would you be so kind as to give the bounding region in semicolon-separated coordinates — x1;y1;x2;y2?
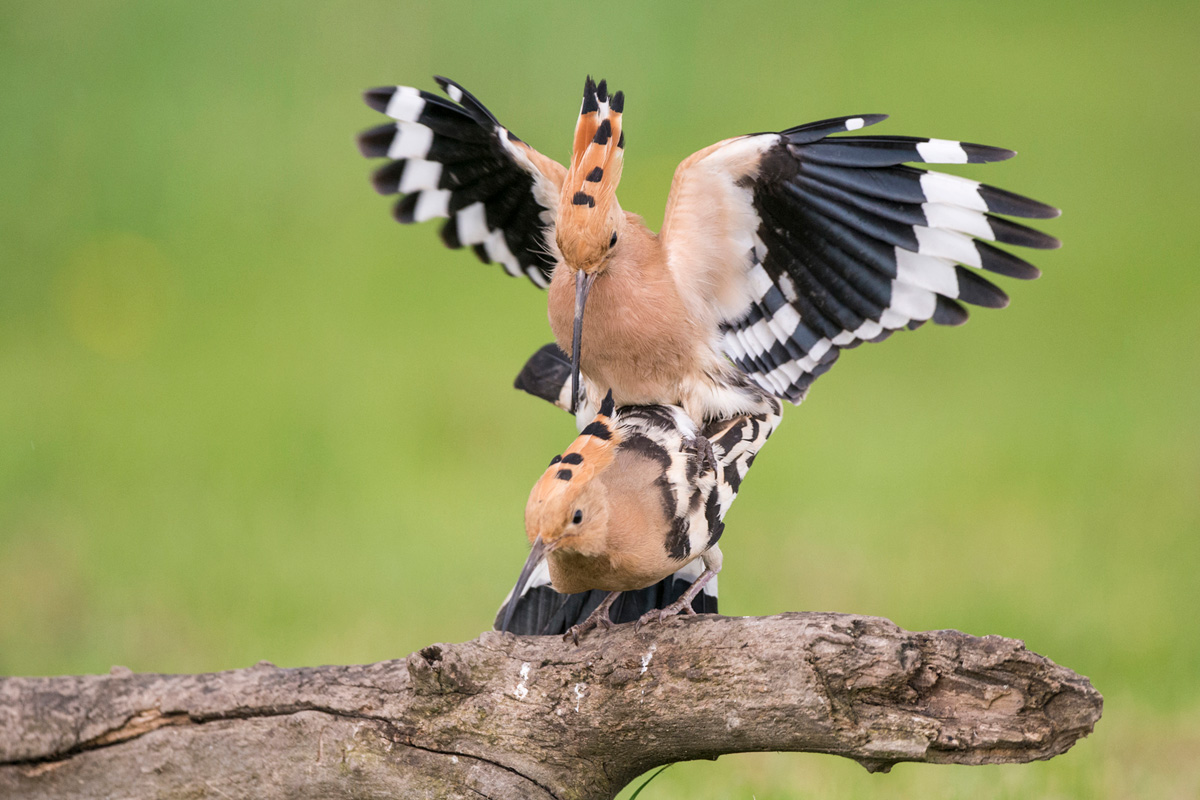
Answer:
512;342;783;523
703;392;783;520
661;115;1060;402
358;77;565;288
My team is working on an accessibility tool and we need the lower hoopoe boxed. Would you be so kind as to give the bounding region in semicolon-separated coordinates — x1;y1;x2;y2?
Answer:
497;347;781;640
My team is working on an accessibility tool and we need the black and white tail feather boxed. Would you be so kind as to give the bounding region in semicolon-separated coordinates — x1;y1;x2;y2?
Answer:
496;344;782;635
666;114;1060;403
358;78;563;288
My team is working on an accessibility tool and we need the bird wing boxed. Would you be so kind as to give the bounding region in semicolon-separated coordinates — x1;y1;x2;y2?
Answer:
660;115;1060;403
513;342;575;412
702;392;784;523
512;342;783;533
358;77;566;288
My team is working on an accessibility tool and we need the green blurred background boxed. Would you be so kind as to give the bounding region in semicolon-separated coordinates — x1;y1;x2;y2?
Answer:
2;0;1197;796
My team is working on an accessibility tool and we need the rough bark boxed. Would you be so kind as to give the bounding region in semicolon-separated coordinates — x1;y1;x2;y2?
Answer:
0;612;1101;800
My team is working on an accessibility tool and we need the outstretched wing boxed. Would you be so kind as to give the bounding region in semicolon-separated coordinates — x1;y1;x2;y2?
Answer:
660;115;1060;402
358;77;565;288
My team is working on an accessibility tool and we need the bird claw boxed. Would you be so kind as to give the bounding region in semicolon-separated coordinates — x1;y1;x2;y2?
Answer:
563;595;618;644
633;595;695;632
687;434;719;475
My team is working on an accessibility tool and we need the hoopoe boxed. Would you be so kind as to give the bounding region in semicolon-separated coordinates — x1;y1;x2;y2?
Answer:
359;76;1059;425
493;344;747;635
497;375;781;640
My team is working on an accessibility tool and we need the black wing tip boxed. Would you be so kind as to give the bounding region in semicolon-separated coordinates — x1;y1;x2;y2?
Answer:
990;217;1063;250
513;344;573;404
370;161;402;196
978;243;1043;280
1025;231;1062;250
357;123;395;159
932;296;970;326
993;193;1062;220
392;194;418;223
956;267;1010;309
363;87;395;113
782;114;889;144
964;143;1017;163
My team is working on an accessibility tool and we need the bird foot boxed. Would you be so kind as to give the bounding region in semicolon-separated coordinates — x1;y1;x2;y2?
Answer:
687;434;719;475
634;567;717;632
633;595;698;631
563;591;620;645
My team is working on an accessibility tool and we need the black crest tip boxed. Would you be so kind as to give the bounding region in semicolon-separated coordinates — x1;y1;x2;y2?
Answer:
581;76;599;114
599;389;615;417
593;119;612;145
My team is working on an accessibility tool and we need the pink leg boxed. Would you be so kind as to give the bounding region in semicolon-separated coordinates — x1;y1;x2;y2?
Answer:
635;569;716;631
564;591;621;645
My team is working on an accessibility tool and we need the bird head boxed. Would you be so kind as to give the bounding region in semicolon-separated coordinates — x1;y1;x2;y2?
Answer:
524;390;620;558
556;77;625;412
499;391;620;633
556;76;626;277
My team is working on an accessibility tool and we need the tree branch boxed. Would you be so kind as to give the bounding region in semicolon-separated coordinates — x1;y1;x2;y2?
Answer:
0;612;1101;800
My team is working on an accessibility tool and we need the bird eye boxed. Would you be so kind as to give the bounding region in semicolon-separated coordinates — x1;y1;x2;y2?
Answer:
609;232;617;248
572;509;583;525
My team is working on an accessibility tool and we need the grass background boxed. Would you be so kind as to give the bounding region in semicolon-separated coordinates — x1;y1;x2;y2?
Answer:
2;0;1197;796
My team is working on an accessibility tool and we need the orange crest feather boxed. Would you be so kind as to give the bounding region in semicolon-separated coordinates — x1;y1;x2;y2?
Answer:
526;393;621;544
556;77;625;270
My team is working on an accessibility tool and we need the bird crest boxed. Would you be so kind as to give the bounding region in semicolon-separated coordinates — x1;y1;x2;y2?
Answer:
526;390;620;545
556;77;625;271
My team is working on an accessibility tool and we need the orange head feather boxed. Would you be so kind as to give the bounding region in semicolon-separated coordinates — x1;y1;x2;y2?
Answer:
525;391;620;550
556;77;625;273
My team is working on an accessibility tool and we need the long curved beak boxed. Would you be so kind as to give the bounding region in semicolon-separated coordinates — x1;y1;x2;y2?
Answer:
571;270;597;415
500;536;548;634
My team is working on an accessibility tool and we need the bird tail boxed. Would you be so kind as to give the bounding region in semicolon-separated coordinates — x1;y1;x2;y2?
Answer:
494;556;717;636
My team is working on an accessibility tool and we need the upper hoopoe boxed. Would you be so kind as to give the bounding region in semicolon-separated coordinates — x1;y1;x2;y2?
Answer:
498;382;781;640
359;76;1059;425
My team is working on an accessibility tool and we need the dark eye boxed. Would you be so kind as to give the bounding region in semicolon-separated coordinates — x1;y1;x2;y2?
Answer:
572;509;583;525
609;232;617;248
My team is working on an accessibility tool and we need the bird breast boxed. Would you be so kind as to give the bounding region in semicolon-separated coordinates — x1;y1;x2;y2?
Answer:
548;225;720;412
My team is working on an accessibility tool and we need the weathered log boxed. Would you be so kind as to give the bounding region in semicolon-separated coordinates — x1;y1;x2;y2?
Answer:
0;612;1101;800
